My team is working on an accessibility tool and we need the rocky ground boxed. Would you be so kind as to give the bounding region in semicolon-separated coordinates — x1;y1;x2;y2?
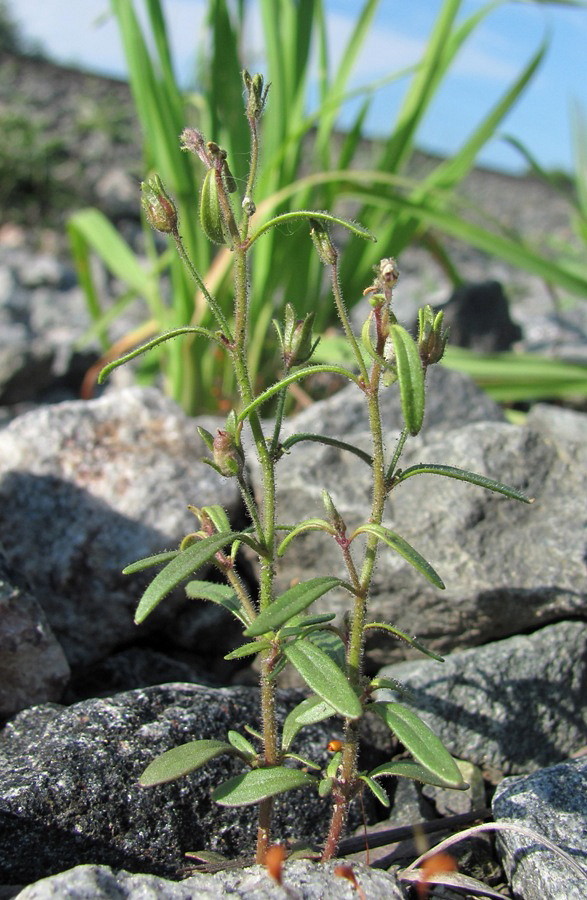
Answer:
0;52;586;899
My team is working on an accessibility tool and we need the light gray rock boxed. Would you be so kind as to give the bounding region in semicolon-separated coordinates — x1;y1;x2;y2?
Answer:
492;757;587;899
13;860;404;899
526;402;587;444
0;550;70;718
0;683;383;885
377;620;587;776
0;387;242;667
262;400;587;664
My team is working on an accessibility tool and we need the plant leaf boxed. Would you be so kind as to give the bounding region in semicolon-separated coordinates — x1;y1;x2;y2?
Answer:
389;324;425;435
212;766;317;807
277;518;335;557
123;550;179;574
227;731;257;758
371;702;466;788
244;576;342;637
352;524;445;589
224;641;272;660
307;628;347;670
359;774;390;807
369;759;468;789
139;739;235;786
364;622;444;661
185;580;249;625
280;612;337;635
134;531;244;624
282;694;337;751
284;640;362;719
395;463;533;503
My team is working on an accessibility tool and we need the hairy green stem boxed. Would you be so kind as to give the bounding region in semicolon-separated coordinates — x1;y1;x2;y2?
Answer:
231;223;279;859
171;229;232;337
322;361;387;860
330;258;369;384
223;565;258;626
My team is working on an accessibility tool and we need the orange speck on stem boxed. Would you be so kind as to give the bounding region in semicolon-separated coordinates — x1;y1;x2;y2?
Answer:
327;739;343;753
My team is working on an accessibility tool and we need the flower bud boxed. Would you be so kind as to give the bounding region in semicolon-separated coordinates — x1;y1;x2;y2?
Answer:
243;70;269;120
309;218;338;265
140;175;177;234
283;303;318;368
322;490;346;535
213;429;244;478
417;304;449;366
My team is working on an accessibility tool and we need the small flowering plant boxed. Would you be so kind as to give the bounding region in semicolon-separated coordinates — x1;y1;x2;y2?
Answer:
100;72;531;865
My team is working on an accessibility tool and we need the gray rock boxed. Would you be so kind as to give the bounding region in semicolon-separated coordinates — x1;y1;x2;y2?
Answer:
492;757;587;899
377;620;587;776
263;403;587;664
13;859;404;899
526;402;587;444
0;683;379;885
0;387;242;667
0;550;70;718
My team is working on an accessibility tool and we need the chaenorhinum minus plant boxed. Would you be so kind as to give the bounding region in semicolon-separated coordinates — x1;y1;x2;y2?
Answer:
99;71;532;867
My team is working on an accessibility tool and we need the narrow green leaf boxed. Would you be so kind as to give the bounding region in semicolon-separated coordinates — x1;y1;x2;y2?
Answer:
227;731;257;758
280;613;337;636
395;464;533;504
364;622;445;661
212;766;317;807
282;694;337;751
237;365;359;423
185;580;249;626
369;759;469;790
244;576;341;637
247;209;376;248
224;641;271;661
352;524;445;589
284;640;362;719
139;739;235;786
123;550;179;574
280;432;374;467
134;531;244;624
98;327;217;383
389;324;425;435
359;774;390;807
371;702;466;788
277;519;335;557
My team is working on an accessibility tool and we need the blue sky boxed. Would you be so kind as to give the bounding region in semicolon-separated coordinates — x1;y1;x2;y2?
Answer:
8;0;587;174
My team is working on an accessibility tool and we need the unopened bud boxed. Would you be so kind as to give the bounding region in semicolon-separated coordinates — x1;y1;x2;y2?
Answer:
141;175;177;234
417;304;449;366
243;70;269;120
322;490;346;535
309;218;338;265
283;303;318;368
213;429;244;478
